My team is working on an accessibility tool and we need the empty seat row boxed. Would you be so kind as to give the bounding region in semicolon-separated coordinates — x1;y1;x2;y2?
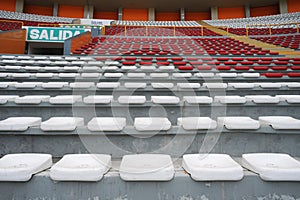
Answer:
1;81;300;90
1;95;300;105
1;153;299;182
0;116;299;131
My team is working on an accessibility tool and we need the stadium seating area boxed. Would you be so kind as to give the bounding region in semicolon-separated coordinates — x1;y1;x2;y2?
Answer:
0;6;300;199
204;12;300;28
0;10;73;23
252;34;300;50
0;10;73;31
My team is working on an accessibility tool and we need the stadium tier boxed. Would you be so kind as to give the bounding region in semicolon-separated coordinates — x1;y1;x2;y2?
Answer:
0;1;300;199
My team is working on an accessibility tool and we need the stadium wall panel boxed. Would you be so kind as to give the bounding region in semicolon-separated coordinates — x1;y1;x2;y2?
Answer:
218;7;245;19
250;5;279;17
123;9;148;21
24;5;53;16
58;5;84;18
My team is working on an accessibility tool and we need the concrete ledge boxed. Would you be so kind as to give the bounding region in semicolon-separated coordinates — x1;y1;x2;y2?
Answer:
0;131;299;158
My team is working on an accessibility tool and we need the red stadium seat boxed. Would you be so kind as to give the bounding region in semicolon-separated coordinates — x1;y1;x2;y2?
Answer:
264;73;283;78
178;66;193;70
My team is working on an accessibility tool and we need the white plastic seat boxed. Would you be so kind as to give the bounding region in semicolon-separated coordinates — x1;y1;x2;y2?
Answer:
64;66;80;71
151;96;180;104
55;61;69;65
0;73;10;78
41;117;84;131
83;95;113;104
0;95;19;104
120;154;174;181
255;83;282;89
151;83;174;89
183;96;212;104
97;82;120;89
49;95;82;104
0;117;41;131
203;83;227;89
104;73;123;78
15;95;50;104
276;95;300;104
141;66;156;71
50;154;111;181
49;56;63;60
245;95;280;104
17;56;31;59
228;83;255;89
88;117;126;131
218;73;238;78
11;73;31;78
79;57;93;61
42;82;68;89
182;154;243;181
134;117;171;131
283;82;300;88
2;59;17;64
127;73;146;78
4;65;21;70
58;73;79;78
24;66;41;71
64;57;77;61
37;60;51;65
35;73;54;78
177;83;200;89
45;66;61;71
15;82;42;89
214;96;247;104
172;73;192;78
218;117;260;129
87;61;103;66
150;73;169;78
105;61;119;65
177;117;217;130
124;82;147;89
0;153;52;181
194;73;214;78
82;66;99;71
102;66;118;70
158;66;175;71
71;61;85;65
242;153;300;181
259;116;300;129
69;82;94;89
241;73;260;78
118;96;146;104
121;66;137;70
0;81;16;88
81;73;101;78
18;60;35;65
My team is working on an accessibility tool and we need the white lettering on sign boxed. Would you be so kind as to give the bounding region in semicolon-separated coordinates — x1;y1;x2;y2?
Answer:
30;29;39;39
27;27;87;42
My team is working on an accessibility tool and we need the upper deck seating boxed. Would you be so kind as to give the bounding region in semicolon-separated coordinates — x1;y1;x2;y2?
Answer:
204;12;300;28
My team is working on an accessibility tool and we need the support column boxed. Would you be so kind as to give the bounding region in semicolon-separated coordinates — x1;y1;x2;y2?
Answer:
211;6;218;20
15;0;24;13
84;5;94;19
118;7;123;21
148;8;155;21
180;8;185;21
53;3;58;17
279;0;288;14
245;4;251;18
